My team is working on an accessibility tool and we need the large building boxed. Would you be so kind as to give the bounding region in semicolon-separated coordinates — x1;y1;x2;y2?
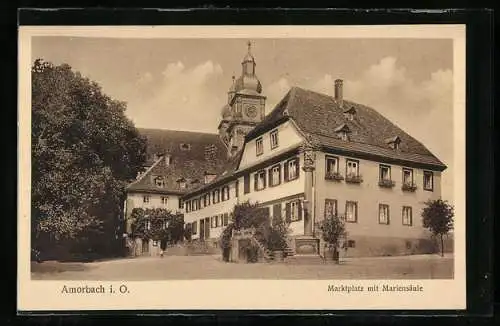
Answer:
125;42;448;257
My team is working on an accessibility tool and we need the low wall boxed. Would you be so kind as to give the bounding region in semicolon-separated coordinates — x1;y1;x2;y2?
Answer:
318;234;454;258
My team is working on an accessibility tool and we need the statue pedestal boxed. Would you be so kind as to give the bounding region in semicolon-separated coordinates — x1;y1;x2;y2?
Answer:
294;236;320;255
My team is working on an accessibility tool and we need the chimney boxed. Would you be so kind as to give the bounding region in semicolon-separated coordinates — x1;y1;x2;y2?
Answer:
334;79;343;108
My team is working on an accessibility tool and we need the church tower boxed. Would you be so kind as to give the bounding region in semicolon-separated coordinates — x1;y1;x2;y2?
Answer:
218;41;266;157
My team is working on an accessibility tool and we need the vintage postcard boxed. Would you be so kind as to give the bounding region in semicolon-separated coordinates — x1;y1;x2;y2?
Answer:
18;25;466;311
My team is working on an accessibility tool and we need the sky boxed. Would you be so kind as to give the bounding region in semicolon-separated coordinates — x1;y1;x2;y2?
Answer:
31;37;454;203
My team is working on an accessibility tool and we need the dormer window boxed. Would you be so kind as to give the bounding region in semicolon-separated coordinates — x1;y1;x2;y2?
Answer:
180;143;191;151
191;179;201;188
334;124;351;141
385;136;401;150
177;177;186;189
343;107;356;121
154;176;165;188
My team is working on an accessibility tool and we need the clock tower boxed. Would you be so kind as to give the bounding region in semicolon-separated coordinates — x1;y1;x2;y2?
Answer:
218;41;266;157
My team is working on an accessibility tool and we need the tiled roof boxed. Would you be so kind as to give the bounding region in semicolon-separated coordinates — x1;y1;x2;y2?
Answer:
182;150;243;196
126;128;229;194
246;87;446;170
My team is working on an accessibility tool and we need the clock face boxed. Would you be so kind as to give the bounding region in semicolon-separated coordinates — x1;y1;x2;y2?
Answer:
245;105;257;118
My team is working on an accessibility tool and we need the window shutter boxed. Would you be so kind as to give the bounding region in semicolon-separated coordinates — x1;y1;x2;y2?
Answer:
273;203;281;219
268;169;273;186
298;200;303;220
254;173;258;190
285;202;291;222
284;162;289;182
263;171;267;188
235;181;239;197
295;158;300;178
244;175;250;193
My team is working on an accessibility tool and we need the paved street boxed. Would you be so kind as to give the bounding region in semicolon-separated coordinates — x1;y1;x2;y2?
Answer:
31;253;454;280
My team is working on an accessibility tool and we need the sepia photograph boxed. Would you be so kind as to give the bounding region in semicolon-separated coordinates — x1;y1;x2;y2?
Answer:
18;25;466;310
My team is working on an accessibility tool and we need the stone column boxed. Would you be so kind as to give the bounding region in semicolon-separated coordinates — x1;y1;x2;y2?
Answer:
301;143;316;236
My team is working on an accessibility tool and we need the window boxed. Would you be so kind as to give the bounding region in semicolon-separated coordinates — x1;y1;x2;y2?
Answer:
286;200;302;222
379;204;390;225
393;142;400;150
178;199;184;209
219;215;223;227
235;180;239;197
186;201;191;212
256;137;263;156
221;186;230;201
326;156;339;174
154;176;165;188
254;170;266;191
346;159;359;177
223;213;229;226
423;171;434;191
145;220;151;230
243;174;250;194
345;201;358;223
402;206;413;226
379;165;391;181
403;168;413;185
204;193;210;206
192;221;197;234
161;196;168;206
270;129;279;149
269;164;281;186
143;195;150;204
324;199;338;218
339;131;348;141
162;219;168;230
213;189;220;204
285;158;299;181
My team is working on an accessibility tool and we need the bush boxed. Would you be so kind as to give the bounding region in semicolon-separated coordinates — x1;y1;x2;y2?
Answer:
267;215;290;252
220;223;234;262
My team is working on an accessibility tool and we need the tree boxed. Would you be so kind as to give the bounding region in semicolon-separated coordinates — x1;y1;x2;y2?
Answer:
166;213;186;244
31;59;147;259
422;199;454;257
231;200;272;246
319;214;347;263
129;208;184;245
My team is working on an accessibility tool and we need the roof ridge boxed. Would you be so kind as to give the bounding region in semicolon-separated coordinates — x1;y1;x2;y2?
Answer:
137;127;219;137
